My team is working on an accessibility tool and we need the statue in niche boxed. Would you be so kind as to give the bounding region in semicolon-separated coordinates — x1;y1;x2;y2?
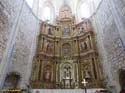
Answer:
63;65;71;79
63;25;70;36
44;40;53;53
80;42;87;51
46;42;53;52
64;48;68;55
48;28;53;35
63;43;71;58
45;70;50;80
43;65;51;82
79;27;84;34
84;66;91;83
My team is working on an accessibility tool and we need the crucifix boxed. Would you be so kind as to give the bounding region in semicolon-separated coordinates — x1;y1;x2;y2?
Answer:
81;79;88;93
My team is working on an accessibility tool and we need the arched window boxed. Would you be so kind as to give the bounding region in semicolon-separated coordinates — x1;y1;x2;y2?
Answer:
42;6;51;21
77;0;96;21
40;1;55;23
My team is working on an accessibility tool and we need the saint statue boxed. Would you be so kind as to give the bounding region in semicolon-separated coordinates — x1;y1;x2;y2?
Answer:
79;27;84;33
45;41;53;53
63;25;70;36
85;67;91;79
44;65;51;81
48;28;53;35
45;70;50;80
80;42;87;50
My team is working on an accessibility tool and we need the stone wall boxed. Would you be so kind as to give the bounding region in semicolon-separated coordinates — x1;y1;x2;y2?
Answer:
91;0;125;92
114;0;125;28
0;0;22;64
0;0;40;89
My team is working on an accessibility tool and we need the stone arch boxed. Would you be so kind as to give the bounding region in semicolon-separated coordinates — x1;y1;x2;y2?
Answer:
119;69;125;88
3;72;21;89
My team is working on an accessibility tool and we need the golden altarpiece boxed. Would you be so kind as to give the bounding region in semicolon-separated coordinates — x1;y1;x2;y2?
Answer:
30;5;104;89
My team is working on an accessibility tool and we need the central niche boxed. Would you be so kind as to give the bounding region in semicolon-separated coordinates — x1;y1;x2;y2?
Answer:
62;43;71;59
63;25;70;37
60;62;75;88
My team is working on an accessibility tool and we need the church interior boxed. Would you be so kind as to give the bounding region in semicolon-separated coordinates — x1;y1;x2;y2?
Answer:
0;0;125;93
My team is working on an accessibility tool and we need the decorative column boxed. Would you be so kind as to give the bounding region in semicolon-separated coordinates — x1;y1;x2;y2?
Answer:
76;36;82;87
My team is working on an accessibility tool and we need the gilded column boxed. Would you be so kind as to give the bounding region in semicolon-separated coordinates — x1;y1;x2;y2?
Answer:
77;37;82;87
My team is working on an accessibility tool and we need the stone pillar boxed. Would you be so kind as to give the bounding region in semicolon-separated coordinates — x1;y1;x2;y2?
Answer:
76;37;82;87
24;15;39;86
91;1;114;88
106;0;125;92
0;0;25;89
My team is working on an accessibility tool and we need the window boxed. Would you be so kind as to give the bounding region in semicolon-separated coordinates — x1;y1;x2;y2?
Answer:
42;6;51;21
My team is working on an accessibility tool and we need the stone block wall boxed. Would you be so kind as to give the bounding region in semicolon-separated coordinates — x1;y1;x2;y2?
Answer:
91;0;125;92
0;0;40;89
114;0;125;28
0;0;22;64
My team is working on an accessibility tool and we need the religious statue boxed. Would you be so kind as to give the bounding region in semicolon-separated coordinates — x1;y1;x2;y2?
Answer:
80;42;87;51
45;70;50;80
64;48;68;56
63;43;71;58
44;65;51;82
48;28;53;35
79;27;84;33
85;67;91;79
46;42;53;51
63;25;70;36
63;65;71;79
44;41;53;53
